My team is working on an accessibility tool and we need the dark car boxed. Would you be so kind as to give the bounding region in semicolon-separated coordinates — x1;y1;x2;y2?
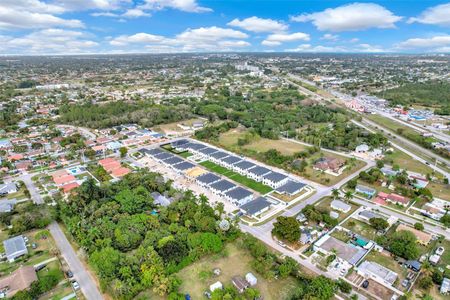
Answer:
362;280;369;289
66;270;74;278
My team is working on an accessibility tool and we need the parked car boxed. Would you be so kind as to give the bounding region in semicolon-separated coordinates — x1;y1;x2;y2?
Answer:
71;281;80;291
436;247;445;256
66;270;74;278
277;241;286;248
362;280;369;289
203;291;211;299
31;243;37;249
401;279;409;288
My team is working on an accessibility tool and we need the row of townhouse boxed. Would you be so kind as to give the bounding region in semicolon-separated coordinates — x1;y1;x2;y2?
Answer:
139;147;196;174
173;139;291;189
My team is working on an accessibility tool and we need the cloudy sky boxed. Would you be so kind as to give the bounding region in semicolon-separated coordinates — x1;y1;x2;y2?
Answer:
1;0;450;55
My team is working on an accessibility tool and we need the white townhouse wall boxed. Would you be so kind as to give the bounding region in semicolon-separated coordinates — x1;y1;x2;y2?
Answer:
261;172;289;189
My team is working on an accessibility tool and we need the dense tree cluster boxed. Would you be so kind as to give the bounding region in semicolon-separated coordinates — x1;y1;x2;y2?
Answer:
301;205;338;228
0;202;54;235
272;216;301;243
194;87;358;143
376;81;450;112
377;230;420;260
59;100;193;128
59;172;236;299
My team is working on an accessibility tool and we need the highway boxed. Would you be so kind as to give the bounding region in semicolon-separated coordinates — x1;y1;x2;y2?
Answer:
354;119;450;180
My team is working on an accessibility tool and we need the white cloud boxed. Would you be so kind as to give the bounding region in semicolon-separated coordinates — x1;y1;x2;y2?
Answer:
92;8;151;19
54;0;126;11
227;16;287;33
0;29;98;54
261;32;310;46
141;0;212;13
350;38;360;43
321;33;339;41
291;3;402;32
110;33;166;46
284;42;385;53
285;44;345;52
397;35;450;49
0;8;83;30
109;26;250;52
408;3;450;26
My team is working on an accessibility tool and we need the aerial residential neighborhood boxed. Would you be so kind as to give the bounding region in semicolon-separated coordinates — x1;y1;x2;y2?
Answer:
1;1;450;300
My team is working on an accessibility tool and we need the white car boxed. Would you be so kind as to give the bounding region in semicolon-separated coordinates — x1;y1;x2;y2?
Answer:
436;247;445;256
71;281;80;291
277;241;286;248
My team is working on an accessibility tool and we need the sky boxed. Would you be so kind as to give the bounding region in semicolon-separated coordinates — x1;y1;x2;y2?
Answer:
1;0;450;55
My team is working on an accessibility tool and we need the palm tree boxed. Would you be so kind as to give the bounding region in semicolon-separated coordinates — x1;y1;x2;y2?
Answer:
215;202;225;218
331;188;340;199
344;191;353;202
421;261;433;277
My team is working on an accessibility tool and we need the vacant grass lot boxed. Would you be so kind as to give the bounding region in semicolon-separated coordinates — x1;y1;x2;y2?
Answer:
218;129;366;186
383;147;434;175
315;196;360;223
176;242;298;300
426;181;450;201
199;161;273;194
342;218;378;241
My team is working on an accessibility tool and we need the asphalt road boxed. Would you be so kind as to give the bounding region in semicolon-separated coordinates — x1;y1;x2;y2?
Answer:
49;222;104;300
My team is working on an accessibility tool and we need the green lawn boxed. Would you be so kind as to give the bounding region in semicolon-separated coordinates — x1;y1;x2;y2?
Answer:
176;242;298;300
342;218;378;241
315;196;360;222
383;146;435;175
365;251;407;290
217;129;366;186
199;161;273;194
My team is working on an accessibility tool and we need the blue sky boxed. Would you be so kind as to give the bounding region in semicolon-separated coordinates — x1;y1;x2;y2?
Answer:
1;0;450;55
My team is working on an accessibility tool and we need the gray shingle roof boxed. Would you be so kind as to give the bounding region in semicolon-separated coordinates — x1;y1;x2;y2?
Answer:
196;173;221;185
262;171;287;182
234;160;256;170
210;179;236;192
3;236;27;258
247;166;271;176
164;157;184;165
276;180;306;194
225;187;253;200
172;161;195;170
198;147;219;155
221;155;242;165
171;139;189;148
154;152;174;160
187;143;207;150
240;197;271;215
210;151;229;159
140;147;164;156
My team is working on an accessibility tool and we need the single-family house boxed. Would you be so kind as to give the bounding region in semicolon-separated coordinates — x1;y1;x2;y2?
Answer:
0;266;37;297
151;192;172;207
4;236;28;262
355;144;370;153
355;185;376;198
0;182;18;195
331;200;351;213
357;261;397;286
405;260;421;272
313;157;346;175
386;193;410;207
